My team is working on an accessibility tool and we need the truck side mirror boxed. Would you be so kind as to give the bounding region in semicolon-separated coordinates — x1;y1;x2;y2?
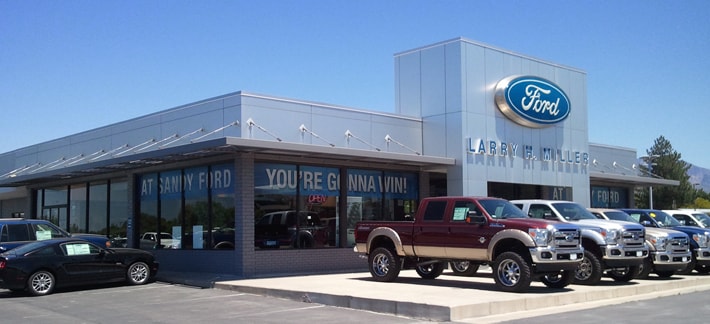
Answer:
466;211;487;225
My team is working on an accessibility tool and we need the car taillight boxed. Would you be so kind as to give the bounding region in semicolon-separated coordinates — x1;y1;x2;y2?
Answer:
0;260;5;269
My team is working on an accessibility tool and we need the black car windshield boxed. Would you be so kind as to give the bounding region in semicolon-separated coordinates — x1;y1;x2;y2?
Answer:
478;200;527;219
553;203;597;220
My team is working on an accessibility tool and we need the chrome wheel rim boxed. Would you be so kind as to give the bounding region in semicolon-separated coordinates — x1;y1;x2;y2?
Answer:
576;258;592;280
497;259;520;287
31;272;53;294
130;263;149;283
452;261;470;272
372;254;390;277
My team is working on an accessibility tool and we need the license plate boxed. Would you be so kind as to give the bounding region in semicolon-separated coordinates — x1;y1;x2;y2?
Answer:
265;240;278;246
570;254;577;260
637;251;643;257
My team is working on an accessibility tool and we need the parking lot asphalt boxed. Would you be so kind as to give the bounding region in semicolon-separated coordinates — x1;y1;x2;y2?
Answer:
158;268;710;323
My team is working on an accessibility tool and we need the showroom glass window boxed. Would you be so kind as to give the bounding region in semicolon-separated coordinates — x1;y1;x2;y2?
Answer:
346;169;419;246
254;163;340;249
253;163;417;249
69;184;87;233
137;163;235;250
211;163;236;249
35;179;128;240
88;181;108;234
109;181;128;240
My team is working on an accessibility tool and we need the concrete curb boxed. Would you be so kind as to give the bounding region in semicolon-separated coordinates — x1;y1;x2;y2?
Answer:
211;271;710;322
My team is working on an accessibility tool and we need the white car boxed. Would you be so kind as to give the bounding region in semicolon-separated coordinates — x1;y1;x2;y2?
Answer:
141;232;181;249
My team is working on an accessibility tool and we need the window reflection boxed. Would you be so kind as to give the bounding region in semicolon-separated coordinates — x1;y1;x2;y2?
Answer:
137;163;235;250
254;163;418;250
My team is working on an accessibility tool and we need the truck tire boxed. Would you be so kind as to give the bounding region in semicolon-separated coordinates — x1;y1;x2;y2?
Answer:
607;266;639;282
574;250;603;285
416;262;445;279
492;252;532;293
368;247;401;282
636;257;653;279
450;261;480;276
540;270;574;289
695;264;710;274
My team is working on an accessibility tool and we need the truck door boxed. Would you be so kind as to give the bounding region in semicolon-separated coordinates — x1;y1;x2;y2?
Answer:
411;200;450;258
446;199;491;260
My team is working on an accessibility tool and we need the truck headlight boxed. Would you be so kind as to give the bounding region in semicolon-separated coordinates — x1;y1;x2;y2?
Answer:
693;233;710;248
529;228;552;247
649;236;667;251
601;229;621;245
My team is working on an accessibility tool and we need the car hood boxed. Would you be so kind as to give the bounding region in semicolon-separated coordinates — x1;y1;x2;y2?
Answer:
644;227;688;238
575;219;642;230
671;225;710;235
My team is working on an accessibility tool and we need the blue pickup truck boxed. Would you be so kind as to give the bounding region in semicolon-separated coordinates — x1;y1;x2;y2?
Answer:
621;209;710;275
0;218;111;252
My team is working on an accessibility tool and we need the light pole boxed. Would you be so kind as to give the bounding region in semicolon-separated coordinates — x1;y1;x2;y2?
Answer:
640;155;659;209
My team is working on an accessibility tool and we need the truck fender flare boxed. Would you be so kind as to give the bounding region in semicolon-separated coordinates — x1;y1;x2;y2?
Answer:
487;229;535;260
581;228;605;246
367;227;405;256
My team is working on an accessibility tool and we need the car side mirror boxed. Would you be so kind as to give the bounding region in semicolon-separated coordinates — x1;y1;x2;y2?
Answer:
466;211;487;225
640;220;652;227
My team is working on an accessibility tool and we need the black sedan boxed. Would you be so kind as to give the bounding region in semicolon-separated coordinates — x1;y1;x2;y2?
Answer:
0;238;159;296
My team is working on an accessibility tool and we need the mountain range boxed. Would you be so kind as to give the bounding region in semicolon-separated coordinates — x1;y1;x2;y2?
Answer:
688;164;710;192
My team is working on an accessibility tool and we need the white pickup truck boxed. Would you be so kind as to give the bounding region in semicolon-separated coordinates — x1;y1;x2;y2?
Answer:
512;200;648;285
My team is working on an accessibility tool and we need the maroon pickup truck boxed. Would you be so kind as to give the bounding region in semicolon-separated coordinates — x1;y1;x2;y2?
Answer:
354;196;584;292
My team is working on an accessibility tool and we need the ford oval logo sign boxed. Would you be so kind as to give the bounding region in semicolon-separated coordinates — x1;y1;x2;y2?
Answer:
494;75;571;128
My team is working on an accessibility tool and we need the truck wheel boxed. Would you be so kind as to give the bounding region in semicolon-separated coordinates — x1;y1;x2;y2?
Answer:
368;247;401;282
574;250;603;285
607;266;639;282
450;261;480;276
540;270;574;289
416;262;445;279
492;252;532;293
695;264;710;274
636;257;652;279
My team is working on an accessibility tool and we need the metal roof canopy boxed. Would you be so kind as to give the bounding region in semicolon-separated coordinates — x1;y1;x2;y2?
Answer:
590;171;680;187
0;137;456;187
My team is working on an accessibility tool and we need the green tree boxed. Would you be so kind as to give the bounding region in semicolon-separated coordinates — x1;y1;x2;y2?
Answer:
635;135;693;209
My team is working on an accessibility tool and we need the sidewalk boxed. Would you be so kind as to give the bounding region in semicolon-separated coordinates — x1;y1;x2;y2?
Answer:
159;269;710;322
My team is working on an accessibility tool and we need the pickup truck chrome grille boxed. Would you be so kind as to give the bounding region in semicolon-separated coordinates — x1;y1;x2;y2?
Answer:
621;229;645;247
553;229;580;249
669;236;689;252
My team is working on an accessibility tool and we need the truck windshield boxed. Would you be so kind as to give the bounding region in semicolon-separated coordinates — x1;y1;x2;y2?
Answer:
552;203;597;221
478;200;527;219
649;211;683;227
604;211;636;222
693;213;710;227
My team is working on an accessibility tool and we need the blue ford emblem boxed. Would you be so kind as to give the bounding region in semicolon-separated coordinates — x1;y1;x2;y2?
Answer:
494;75;571;128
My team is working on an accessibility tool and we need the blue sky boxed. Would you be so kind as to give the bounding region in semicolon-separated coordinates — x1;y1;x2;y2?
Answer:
2;1;709;168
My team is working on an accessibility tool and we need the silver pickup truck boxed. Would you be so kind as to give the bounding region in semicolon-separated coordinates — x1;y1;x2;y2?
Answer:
589;208;691;278
512;200;649;285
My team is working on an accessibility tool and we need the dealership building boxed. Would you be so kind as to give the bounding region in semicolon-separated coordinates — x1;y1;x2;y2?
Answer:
0;38;677;277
